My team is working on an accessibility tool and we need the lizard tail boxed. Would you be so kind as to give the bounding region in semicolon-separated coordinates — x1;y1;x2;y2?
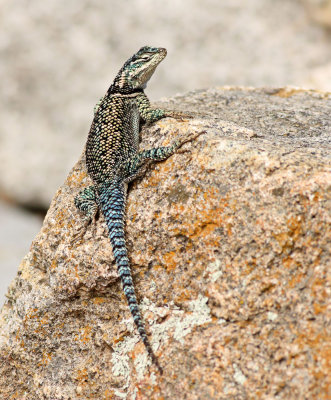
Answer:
98;180;163;374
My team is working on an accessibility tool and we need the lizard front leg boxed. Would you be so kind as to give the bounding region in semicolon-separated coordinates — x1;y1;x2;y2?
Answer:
120;142;181;182
136;92;193;123
121;127;204;183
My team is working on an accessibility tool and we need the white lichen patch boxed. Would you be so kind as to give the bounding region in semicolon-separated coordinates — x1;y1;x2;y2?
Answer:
139;294;212;347
206;259;223;282
113;389;128;399
112;294;212;381
134;349;151;380
233;363;247;385
267;311;278;321
111;327;139;383
173;294;212;344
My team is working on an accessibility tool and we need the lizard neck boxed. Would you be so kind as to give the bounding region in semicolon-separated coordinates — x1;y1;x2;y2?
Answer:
108;91;143;98
107;86;144;96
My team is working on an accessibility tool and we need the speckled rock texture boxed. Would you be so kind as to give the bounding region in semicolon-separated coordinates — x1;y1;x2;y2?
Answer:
0;87;330;399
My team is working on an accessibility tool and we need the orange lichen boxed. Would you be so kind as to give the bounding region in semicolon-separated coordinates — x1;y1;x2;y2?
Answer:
294;325;330;394
50;259;58;270
23;308;39;327
162;251;178;271
272;88;305;98
113;335;125;344
241;259;257;276
172;286;196;303
75;367;89;385
172;190;230;240
38;351;52;366
273;215;304;253
103;389;114;399
54;322;65;338
92;297;106;305
67;170;87;186
75;325;92;344
288;271;304;288
313;303;327;315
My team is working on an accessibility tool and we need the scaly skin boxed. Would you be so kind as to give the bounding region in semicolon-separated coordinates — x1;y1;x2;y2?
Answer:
75;46;192;374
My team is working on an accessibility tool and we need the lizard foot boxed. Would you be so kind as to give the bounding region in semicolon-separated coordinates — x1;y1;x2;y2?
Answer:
176;130;206;152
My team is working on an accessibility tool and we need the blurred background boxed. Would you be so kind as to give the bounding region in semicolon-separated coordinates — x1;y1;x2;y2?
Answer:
0;0;330;305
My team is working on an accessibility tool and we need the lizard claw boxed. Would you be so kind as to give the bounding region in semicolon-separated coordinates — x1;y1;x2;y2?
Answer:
71;219;89;245
176;130;206;152
71;212;98;245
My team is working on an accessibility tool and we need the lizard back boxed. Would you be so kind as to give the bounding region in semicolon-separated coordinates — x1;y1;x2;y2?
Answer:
86;93;141;184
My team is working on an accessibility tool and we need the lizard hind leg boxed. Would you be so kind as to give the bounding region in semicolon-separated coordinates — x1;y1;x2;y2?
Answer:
73;185;99;241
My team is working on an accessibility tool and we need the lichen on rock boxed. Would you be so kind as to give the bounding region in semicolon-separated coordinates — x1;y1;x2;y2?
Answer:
0;87;330;399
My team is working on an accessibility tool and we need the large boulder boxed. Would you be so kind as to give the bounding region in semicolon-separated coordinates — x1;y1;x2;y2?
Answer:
0;87;330;399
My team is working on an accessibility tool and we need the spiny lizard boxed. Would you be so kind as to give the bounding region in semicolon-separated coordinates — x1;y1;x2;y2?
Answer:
75;46;194;374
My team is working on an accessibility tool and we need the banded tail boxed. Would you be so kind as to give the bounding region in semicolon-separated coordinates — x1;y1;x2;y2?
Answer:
98;179;162;374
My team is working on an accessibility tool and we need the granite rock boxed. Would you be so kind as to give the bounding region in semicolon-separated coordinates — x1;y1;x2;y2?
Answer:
0;87;330;399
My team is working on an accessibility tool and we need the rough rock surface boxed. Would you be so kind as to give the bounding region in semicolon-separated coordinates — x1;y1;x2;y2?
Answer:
0;87;330;399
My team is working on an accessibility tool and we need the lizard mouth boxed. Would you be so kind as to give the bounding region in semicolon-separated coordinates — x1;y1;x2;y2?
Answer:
158;48;167;57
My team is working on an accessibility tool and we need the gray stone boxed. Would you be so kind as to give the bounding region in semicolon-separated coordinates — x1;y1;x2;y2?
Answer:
0;87;329;399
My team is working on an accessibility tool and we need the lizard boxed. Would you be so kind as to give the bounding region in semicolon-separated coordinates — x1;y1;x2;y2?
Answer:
74;46;194;374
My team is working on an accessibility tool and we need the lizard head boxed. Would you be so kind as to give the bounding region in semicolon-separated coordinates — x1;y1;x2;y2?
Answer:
109;46;167;94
